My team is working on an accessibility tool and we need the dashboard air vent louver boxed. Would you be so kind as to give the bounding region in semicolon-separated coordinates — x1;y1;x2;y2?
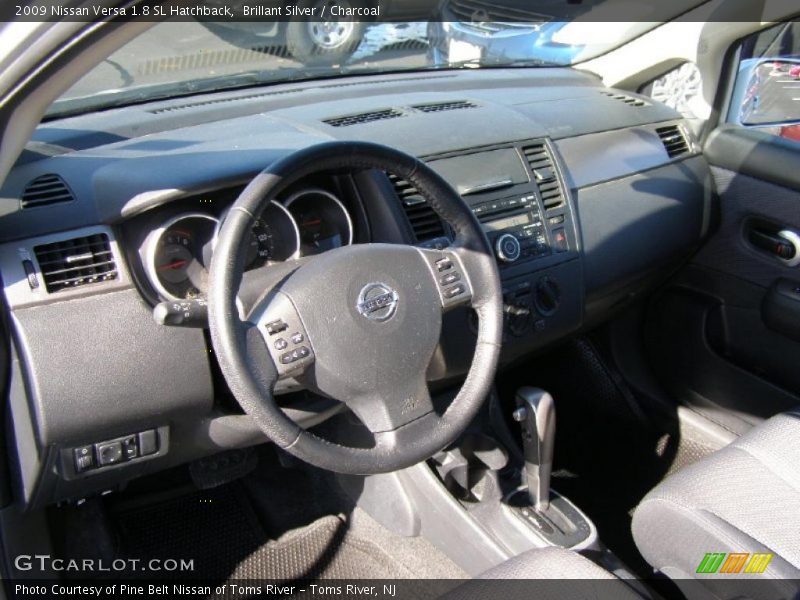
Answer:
323;109;404;127
412;100;477;113
34;233;117;293
600;90;649;107
656;125;690;158
521;143;565;211
21;174;74;209
148;88;302;114
387;173;447;242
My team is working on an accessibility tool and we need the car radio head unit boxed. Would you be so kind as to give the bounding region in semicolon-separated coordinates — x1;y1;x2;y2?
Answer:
426;140;574;268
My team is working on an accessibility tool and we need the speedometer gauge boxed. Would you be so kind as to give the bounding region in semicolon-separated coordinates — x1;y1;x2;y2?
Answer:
284;189;353;256
244;201;300;268
144;213;218;301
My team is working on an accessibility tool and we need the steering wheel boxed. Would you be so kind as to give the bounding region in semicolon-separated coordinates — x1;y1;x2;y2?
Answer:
208;141;503;474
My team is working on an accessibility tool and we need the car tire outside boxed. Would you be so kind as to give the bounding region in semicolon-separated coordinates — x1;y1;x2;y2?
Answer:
286;1;367;65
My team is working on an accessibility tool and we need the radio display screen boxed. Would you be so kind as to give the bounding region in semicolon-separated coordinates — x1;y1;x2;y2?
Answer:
483;213;531;232
428;148;530;195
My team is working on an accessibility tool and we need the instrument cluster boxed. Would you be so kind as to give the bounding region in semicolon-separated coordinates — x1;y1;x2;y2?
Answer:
140;187;353;301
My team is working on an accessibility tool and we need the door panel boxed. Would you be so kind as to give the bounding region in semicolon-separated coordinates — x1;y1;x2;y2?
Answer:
644;127;800;434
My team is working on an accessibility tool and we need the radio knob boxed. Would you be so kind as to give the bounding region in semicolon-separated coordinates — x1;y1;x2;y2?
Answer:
495;233;521;263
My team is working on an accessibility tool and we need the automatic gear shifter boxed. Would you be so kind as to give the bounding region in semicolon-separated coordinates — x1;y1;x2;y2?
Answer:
507;387;592;548
512;387;555;510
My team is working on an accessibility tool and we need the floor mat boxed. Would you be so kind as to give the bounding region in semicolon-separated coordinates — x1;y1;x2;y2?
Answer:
113;484;425;583
228;515;412;580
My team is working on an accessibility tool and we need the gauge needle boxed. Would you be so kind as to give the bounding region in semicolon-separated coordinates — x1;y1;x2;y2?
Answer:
302;218;322;227
157;259;188;271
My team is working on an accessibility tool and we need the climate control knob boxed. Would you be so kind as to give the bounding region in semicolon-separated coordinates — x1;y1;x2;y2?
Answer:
495;233;522;263
534;276;561;316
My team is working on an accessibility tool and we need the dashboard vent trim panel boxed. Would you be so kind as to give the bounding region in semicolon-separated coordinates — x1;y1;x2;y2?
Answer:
412;100;477;113
600;90;649;108
521;142;565;212
21;174;75;209
387;173;447;242
148;89;303;114
34;233;118;293
656;124;690;158
324;109;404;127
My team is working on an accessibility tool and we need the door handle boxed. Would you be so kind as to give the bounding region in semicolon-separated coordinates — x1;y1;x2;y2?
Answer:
748;227;800;267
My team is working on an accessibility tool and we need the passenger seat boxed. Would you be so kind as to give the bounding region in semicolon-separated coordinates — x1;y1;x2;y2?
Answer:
633;411;800;597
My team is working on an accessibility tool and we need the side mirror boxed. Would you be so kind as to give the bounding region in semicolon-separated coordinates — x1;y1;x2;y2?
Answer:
732;58;800;130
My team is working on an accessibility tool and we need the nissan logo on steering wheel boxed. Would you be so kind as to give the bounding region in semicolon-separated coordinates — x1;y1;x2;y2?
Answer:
357;282;399;322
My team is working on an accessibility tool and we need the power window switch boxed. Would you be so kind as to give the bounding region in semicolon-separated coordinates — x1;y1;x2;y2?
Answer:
73;445;95;473
96;441;123;466
138;430;159;456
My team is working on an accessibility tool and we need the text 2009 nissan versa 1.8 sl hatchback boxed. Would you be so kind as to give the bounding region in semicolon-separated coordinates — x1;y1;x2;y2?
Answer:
0;1;800;599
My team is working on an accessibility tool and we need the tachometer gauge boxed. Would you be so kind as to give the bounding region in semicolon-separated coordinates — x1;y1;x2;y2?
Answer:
244;201;301;269
144;213;218;301
284;189;353;256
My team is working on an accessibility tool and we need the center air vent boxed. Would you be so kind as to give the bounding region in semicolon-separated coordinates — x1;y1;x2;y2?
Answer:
656;124;690;158
323;109;404;127
34;233;117;293
21;174;74;209
521;143;565;211
600;90;649;108
412;100;477;113
387;173;447;242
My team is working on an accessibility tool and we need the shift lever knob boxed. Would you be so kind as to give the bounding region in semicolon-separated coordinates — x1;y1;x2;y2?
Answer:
513;387;556;511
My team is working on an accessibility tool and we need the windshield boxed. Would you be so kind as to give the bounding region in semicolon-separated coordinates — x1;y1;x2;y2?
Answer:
51;18;656;117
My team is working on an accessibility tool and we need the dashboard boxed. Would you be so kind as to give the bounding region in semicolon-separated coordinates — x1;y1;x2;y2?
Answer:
0;67;714;507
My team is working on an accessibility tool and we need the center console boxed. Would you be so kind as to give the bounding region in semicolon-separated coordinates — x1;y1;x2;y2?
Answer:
426;140;584;351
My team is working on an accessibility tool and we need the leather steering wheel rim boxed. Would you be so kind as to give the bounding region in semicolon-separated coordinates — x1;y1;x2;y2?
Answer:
208;141;503;474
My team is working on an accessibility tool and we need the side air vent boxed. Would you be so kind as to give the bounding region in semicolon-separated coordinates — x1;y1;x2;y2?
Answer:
656;124;690;158
600;90;649;107
324;109;404;127
34;233;117;293
521;143;565;211
387;173;447;242
21;174;74;209
412;100;477;113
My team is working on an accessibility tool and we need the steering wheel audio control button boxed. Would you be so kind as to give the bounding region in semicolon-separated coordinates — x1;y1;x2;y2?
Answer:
265;319;288;335
444;284;466;299
280;346;311;365
252;292;314;377
436;258;453;272
440;272;461;286
420;248;474;310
